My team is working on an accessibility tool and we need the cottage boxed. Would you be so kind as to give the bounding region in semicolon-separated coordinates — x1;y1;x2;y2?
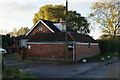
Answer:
14;19;74;48
27;32;100;60
15;19;100;61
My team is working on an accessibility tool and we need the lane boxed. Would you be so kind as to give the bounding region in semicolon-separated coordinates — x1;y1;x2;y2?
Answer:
3;55;120;78
23;62;103;78
75;59;120;78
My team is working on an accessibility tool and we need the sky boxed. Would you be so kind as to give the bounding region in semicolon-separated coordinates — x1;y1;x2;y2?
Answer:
0;0;102;39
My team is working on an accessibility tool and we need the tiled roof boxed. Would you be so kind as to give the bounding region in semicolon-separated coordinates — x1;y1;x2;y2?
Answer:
69;32;97;43
28;32;72;42
26;19;77;36
41;20;61;32
28;32;98;43
25;20;61;36
14;36;28;40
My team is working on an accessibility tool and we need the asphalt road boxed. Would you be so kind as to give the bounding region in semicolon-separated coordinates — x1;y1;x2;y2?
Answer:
4;55;120;79
22;59;120;78
74;59;120;78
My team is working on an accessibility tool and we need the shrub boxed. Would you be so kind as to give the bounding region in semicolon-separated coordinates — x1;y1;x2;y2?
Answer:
97;38;120;56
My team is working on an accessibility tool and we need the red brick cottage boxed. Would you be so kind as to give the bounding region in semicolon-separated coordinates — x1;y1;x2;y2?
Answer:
27;32;100;60
15;19;100;61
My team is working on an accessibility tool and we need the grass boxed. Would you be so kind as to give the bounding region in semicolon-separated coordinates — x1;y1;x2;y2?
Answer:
25;58;73;64
5;54;73;64
2;67;36;78
3;54;37;79
5;52;119;64
77;52;119;62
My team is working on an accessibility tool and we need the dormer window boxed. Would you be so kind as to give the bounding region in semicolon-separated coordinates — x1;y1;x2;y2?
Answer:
38;26;42;31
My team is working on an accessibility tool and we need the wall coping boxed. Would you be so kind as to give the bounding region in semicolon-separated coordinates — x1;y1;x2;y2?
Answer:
27;42;99;45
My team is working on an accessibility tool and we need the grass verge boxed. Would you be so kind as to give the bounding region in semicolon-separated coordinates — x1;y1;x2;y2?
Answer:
3;67;36;78
78;52;119;62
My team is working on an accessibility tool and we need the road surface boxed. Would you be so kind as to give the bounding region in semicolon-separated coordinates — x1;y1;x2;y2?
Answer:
3;55;120;79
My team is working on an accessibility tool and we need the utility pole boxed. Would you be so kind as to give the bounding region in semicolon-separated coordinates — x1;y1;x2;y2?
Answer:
65;0;68;62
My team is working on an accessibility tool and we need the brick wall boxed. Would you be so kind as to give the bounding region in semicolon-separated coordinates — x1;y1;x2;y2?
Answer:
27;43;100;60
75;44;100;60
30;23;52;36
27;44;73;59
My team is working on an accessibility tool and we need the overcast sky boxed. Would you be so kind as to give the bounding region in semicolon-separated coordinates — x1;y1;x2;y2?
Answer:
0;0;102;39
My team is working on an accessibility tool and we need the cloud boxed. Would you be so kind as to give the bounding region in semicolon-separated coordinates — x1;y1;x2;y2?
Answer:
0;2;36;33
0;0;101;37
0;2;39;14
0;0;64;33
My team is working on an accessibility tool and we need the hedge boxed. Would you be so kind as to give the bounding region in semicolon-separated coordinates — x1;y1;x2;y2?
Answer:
97;38;120;56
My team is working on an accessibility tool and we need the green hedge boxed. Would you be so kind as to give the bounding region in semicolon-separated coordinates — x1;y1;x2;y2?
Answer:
2;34;14;48
97;38;120;56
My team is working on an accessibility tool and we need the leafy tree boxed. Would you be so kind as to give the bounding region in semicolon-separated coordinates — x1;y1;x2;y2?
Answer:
2;34;14;48
13;28;17;37
99;34;112;39
9;32;14;37
9;28;17;37
68;11;90;34
33;4;90;34
90;0;120;39
33;4;66;24
17;27;29;36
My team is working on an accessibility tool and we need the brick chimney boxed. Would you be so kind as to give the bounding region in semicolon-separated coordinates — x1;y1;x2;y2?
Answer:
59;18;66;31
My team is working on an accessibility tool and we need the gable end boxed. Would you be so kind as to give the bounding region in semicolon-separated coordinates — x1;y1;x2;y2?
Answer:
25;20;55;36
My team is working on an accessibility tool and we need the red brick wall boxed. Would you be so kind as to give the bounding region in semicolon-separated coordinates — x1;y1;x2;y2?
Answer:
27;43;100;60
30;23;52;36
27;44;73;59
75;44;100;60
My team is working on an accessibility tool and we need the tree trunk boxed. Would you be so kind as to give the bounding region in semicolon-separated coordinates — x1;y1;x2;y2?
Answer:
113;30;117;39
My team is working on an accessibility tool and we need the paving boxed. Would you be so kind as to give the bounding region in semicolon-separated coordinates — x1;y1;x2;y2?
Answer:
3;55;120;78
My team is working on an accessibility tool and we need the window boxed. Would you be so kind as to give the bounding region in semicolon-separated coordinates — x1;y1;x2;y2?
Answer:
38;26;42;31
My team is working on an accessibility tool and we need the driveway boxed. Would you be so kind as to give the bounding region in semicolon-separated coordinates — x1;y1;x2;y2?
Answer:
3;55;120;78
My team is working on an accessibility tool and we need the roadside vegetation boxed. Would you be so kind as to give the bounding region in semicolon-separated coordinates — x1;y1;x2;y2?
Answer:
78;52;119;63
98;38;120;56
2;67;36;79
2;54;36;79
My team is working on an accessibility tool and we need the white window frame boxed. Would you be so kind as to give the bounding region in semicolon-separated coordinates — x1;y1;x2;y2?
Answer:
38;26;42;31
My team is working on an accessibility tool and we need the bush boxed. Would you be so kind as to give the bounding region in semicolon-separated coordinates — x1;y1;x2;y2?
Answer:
2;34;14;48
97;38;120;56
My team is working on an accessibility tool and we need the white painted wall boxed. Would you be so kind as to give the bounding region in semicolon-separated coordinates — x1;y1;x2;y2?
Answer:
20;39;28;47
